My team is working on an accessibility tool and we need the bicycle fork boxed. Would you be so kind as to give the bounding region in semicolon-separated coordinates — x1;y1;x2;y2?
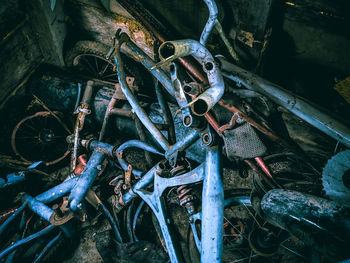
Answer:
122;146;224;263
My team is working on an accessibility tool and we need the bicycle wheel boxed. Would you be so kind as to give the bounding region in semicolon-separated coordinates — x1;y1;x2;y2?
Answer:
65;40;152;90
11;111;70;166
187;189;253;263
65;41;118;84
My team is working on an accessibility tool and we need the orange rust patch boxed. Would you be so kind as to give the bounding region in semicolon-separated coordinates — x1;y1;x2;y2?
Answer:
112;14;154;49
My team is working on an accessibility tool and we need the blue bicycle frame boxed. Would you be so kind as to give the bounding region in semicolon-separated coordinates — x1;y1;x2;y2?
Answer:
112;30;226;262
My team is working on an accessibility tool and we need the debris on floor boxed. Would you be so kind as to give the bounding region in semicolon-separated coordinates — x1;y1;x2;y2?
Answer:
1;0;350;262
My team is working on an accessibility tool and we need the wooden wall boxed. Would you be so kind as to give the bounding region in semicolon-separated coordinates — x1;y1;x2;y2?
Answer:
0;0;67;108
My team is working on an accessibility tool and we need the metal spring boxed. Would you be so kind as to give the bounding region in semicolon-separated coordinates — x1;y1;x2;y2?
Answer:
170;164;196;215
176;185;195;208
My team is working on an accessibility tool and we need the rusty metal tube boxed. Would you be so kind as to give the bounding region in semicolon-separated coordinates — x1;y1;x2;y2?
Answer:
201;0;240;63
114;38;170;151
71;80;94;172
99;93;119;141
155;81;176;144
200;0;218;45
218;56;350;148
109;108;133;118
158;40;225;116
118;0;208;84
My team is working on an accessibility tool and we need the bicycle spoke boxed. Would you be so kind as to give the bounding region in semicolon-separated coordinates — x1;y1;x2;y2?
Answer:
23;122;39;133
280;244;305;259
242;203;261;228
230;254;258;263
94;56;99;72
248;251;253;263
224;216;247;240
100;63;110;76
102;72;118;79
82;56;96;75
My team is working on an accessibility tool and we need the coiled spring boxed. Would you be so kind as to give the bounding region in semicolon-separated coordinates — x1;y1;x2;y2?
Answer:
170;163;196;215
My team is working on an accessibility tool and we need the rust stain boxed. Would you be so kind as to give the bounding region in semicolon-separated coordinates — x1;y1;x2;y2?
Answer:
334;77;350;104
75;2;154;53
112;14;154;50
237;30;262;48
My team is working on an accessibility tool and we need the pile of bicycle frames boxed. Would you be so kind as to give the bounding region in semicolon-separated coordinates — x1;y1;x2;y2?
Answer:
2;27;350;263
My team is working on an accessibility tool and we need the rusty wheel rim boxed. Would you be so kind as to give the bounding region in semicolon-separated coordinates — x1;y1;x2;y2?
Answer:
11;111;70;166
73;54;118;83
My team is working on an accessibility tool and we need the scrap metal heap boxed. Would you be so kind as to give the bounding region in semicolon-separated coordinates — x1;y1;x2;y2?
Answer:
1;0;350;262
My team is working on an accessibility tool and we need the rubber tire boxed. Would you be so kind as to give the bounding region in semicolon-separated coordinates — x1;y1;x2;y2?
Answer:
64;40;152;89
65;40;110;68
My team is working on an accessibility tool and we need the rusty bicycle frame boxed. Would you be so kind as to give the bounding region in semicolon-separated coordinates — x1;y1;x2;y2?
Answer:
2;0;350;262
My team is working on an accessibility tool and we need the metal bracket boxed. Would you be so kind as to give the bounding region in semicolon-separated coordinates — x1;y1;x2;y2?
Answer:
134;163;204;263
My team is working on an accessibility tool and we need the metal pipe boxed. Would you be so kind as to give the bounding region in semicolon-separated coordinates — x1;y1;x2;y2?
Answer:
99;81;120;141
118;0;208;84
201;145;224;262
84;190;123;242
73;83;82;112
214;22;240;64
115;140;164;177
114;139;163;155
22;195;54;222
0;225;56;260
122;166;157;204
134;117;153;167
244;159;277;189
200;0;218;45
3;212;27;263
0;203;26;237
84;140;115;156
99;94;118;141
255;157;273;178
71;80;94;172
218;56;350;148
191;195;250;252
223;196;251;207
32;232;62;263
132;165;206;263
109;108;133;118
165;129;200;159
157;40;225;115
201;0;240;63
0;207;18;225
126;200;135;242
0;172;26;189
35;177;79;203
99;202;123;243
170;63;193;125
155;82;176;145
68;149;106;211
114;40;170;151
217;100;311;163
123;39;175;97
132;200;145;242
